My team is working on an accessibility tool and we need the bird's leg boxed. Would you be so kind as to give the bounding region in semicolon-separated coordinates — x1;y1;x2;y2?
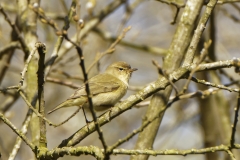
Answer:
82;107;90;132
109;108;112;118
94;105;114;121
96;105;114;121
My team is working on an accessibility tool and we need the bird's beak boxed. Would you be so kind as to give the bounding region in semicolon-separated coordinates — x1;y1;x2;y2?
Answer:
129;68;138;73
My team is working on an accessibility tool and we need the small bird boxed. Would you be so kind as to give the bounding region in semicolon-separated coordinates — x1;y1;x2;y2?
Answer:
48;61;137;114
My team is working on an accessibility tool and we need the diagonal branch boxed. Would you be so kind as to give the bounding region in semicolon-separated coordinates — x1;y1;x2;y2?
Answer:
58;58;240;147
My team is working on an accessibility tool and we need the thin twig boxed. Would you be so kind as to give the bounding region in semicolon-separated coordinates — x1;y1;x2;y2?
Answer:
51;68;83;80
53;107;81;127
155;0;184;25
221;7;240;23
182;0;218;66
29;4;60;31
63;33;108;152
0;92;19;113
18;90;53;126
116;0;144;34
8;111;32;160
152;60;164;75
231;3;240;12
230;92;240;147
93;28;168;56
0;5;30;56
46;77;80;89
0;113;35;151
171;7;180;25
19;47;37;86
226;149;236;160
0;86;19;93
152;60;179;94
50;0;125;66
167;79;239;107
217;0;240;4
86;26;131;73
182;40;212;93
44;1;77;78
155;0;185;8
0;42;20;58
190;77;239;93
136;80;240;108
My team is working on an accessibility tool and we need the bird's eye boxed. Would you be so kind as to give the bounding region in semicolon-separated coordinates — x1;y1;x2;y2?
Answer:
118;68;124;71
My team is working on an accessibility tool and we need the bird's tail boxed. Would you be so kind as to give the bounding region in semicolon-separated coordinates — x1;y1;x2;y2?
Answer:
48;98;87;114
48;101;69;114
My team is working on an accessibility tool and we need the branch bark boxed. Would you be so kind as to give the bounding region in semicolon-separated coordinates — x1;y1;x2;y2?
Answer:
131;0;205;159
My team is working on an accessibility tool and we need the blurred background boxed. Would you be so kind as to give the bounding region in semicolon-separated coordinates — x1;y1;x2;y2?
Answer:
0;0;240;160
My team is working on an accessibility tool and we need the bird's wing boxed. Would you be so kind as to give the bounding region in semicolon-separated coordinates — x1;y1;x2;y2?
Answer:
69;74;120;99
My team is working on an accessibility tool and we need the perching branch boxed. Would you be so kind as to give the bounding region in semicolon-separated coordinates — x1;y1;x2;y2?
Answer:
58;58;240;147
